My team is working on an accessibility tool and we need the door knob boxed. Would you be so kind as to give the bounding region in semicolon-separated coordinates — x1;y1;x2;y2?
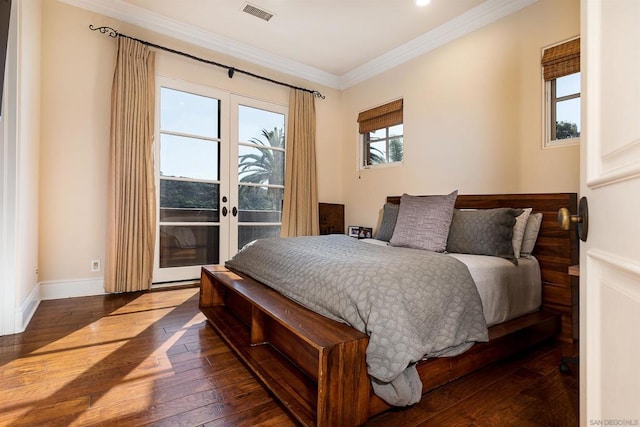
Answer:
557;196;589;242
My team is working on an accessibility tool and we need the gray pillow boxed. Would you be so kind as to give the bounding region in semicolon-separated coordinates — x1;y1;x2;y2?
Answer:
389;191;458;252
375;203;399;242
520;213;543;257
446;208;523;263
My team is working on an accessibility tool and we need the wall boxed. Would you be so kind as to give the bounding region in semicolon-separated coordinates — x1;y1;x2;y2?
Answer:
340;0;580;230
38;1;341;291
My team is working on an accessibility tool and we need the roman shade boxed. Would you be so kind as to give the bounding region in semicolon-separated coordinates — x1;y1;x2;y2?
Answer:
357;99;403;134
541;37;580;81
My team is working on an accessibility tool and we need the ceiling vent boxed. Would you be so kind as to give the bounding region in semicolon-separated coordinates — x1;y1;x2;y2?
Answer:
242;3;274;22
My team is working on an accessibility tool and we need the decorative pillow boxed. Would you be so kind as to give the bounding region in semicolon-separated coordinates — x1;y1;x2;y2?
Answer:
512;208;532;258
446;207;523;263
520;213;543;257
375;203;399;242
389;190;458;252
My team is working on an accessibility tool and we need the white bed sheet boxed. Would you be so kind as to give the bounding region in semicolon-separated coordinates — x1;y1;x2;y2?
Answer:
360;239;542;327
448;253;542;326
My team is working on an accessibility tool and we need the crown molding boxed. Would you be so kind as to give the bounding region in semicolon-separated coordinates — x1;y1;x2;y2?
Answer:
339;0;538;89
58;0;342;89
59;0;538;91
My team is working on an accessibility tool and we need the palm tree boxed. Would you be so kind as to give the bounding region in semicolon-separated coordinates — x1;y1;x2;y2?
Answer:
389;137;403;162
238;127;284;185
238;127;284;211
368;137;403;165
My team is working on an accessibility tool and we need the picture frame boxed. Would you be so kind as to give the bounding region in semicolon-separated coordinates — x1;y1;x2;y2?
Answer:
358;227;373;239
348;226;373;239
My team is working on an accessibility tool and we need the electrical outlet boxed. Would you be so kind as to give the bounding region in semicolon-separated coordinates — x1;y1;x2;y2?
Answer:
91;260;101;272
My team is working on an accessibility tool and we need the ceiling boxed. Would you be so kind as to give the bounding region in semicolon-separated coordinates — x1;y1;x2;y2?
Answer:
62;0;537;89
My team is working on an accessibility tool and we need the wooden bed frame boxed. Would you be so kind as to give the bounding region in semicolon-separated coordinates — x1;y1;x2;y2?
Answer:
199;193;578;426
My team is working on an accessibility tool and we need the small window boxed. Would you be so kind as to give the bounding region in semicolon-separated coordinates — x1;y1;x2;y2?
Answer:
363;124;404;166
358;99;403;168
542;38;581;147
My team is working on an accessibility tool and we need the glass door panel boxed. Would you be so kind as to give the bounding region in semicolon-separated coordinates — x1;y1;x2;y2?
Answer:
159;180;220;222
237;185;284;248
159;225;219;268
159;179;220;268
232;100;287;252
160;87;219;137
154;80;229;284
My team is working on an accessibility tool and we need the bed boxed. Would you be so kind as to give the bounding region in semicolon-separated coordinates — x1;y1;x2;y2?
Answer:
199;193;578;426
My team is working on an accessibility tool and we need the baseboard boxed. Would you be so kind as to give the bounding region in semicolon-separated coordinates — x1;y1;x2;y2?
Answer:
15;278;190;332
13;284;41;333
39;277;106;300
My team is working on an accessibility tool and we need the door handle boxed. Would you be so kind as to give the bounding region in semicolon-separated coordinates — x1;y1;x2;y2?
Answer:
557;196;588;242
222;206;228;217
232;207;238;217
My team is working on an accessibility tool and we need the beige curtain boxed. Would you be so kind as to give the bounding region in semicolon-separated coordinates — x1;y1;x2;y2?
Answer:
104;37;156;293
281;89;319;237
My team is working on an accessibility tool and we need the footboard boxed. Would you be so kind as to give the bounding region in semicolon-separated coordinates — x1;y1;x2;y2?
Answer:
199;265;370;427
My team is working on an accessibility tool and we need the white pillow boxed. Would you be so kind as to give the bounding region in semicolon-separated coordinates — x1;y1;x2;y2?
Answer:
512;208;532;258
520;213;543;258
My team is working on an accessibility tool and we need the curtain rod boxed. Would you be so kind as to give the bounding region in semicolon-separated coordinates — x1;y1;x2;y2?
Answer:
89;25;325;99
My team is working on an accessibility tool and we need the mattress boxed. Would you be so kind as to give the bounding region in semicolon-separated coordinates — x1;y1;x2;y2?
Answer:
447;253;541;326
361;239;542;327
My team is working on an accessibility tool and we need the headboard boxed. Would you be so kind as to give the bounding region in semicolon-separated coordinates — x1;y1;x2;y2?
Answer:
387;193;579;342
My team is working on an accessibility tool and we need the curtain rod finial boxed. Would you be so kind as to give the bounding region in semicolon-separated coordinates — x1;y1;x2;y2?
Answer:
313;91;325;99
89;25;118;38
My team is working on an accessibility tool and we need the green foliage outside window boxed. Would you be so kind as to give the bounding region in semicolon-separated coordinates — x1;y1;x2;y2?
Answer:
555;121;580;140
238;127;284;212
368;137;403;165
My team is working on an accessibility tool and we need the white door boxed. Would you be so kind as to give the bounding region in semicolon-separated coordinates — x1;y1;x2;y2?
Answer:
153;78;231;284
230;95;287;255
152;79;287;284
581;0;640;422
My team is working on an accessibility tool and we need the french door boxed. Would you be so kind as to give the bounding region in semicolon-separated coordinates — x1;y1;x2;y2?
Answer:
153;78;286;284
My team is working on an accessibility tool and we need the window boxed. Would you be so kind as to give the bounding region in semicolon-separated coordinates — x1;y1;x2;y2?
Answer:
542;38;581;147
358;99;403;167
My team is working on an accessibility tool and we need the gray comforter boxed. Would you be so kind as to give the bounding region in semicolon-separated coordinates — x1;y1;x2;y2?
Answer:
225;234;488;406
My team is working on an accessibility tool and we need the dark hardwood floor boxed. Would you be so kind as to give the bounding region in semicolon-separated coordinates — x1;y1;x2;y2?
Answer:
0;287;578;426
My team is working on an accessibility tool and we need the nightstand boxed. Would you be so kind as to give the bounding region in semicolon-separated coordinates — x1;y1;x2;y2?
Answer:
319;203;345;235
